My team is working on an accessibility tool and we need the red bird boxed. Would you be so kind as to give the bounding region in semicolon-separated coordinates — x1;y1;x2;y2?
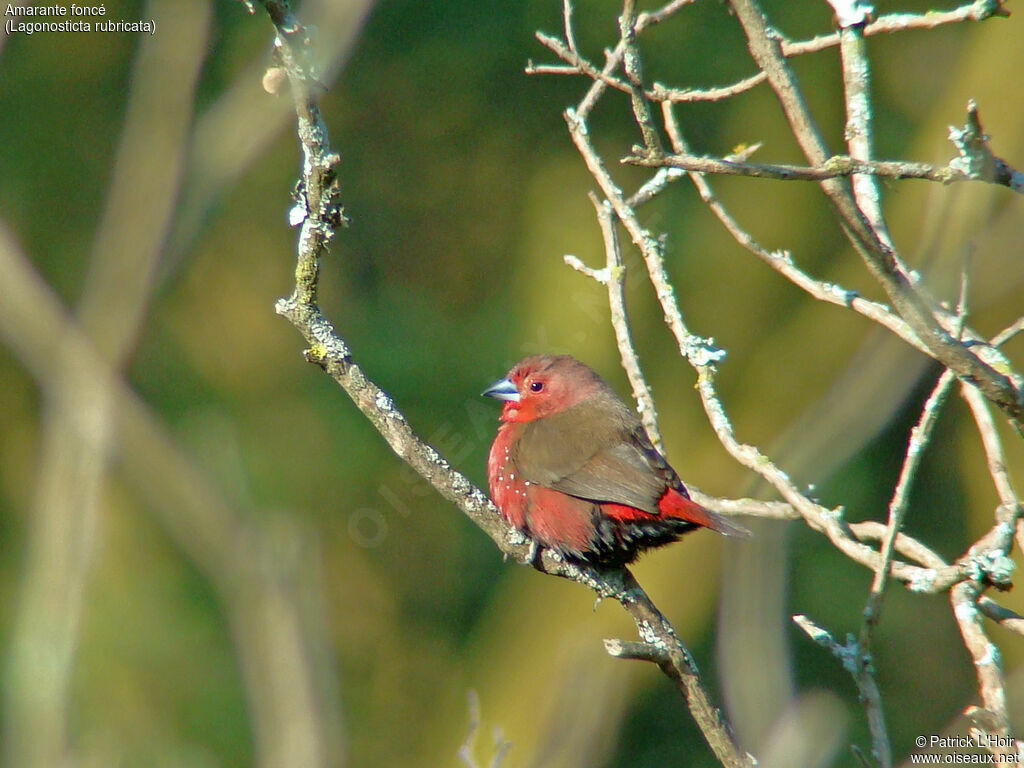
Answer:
483;355;748;564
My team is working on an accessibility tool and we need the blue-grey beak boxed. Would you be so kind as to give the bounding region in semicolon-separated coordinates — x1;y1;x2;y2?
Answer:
482;376;520;402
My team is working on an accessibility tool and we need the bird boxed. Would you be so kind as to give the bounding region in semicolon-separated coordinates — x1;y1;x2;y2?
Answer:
483;354;748;565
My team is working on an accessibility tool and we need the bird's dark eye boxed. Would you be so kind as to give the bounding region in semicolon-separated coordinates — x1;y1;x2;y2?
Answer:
529;380;544;393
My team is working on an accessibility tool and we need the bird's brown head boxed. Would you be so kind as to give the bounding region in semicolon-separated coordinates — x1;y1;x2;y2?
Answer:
482;355;605;423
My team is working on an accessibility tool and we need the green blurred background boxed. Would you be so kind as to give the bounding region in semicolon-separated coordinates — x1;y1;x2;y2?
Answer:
1;0;1023;766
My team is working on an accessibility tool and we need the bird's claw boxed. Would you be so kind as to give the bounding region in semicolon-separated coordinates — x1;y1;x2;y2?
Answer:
524;539;543;569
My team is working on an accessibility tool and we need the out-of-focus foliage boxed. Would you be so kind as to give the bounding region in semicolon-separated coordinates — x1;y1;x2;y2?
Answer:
0;0;1022;766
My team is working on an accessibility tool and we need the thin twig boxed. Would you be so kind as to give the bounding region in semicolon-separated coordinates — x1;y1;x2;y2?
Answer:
618;0;663;154
837;12;894;251
539;0;698;119
960;382;1023;558
529;32;768;104
977;598;1024;638
566;194;663;448
625;150;1024;193
604;638;671;664
792;609;893;767
561;0;577;55
962;385;1021;517
992;316;1024;347
856;369;956;768
626;166;687;208
692;494;796;520
849;521;948;571
792;614;859;675
783;1;1009;57
863;369;957;611
563;106;724;373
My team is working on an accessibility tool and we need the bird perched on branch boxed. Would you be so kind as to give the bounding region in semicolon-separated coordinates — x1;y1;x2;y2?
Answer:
483;355;748;565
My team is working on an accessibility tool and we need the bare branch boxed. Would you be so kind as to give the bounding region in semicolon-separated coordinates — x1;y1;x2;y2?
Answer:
568;194;664;448
563;104;725;371
855;369;956;768
839;4;894;255
541;4;1021;762
793;611;890;766
604;638;671;665
849;521;949;572
608;569;754;768
978;598;1024;638
951;582;1013;759
692;494;796;520
962;384;1021;519
618;0;663;154
624;146;1024;194
783;1;1009;57
863;369;957;612
561;0;577;56
948;100;1024;193
960;382;1023;559
538;0;1023;424
562;45;980;601
529;31;768;103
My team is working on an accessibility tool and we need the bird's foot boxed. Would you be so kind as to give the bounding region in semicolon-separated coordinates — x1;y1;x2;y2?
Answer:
524;539;544;569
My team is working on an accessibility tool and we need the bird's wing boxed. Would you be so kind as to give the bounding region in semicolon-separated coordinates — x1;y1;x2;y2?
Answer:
514;395;632;481
548;438;668;514
517;403;671;514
